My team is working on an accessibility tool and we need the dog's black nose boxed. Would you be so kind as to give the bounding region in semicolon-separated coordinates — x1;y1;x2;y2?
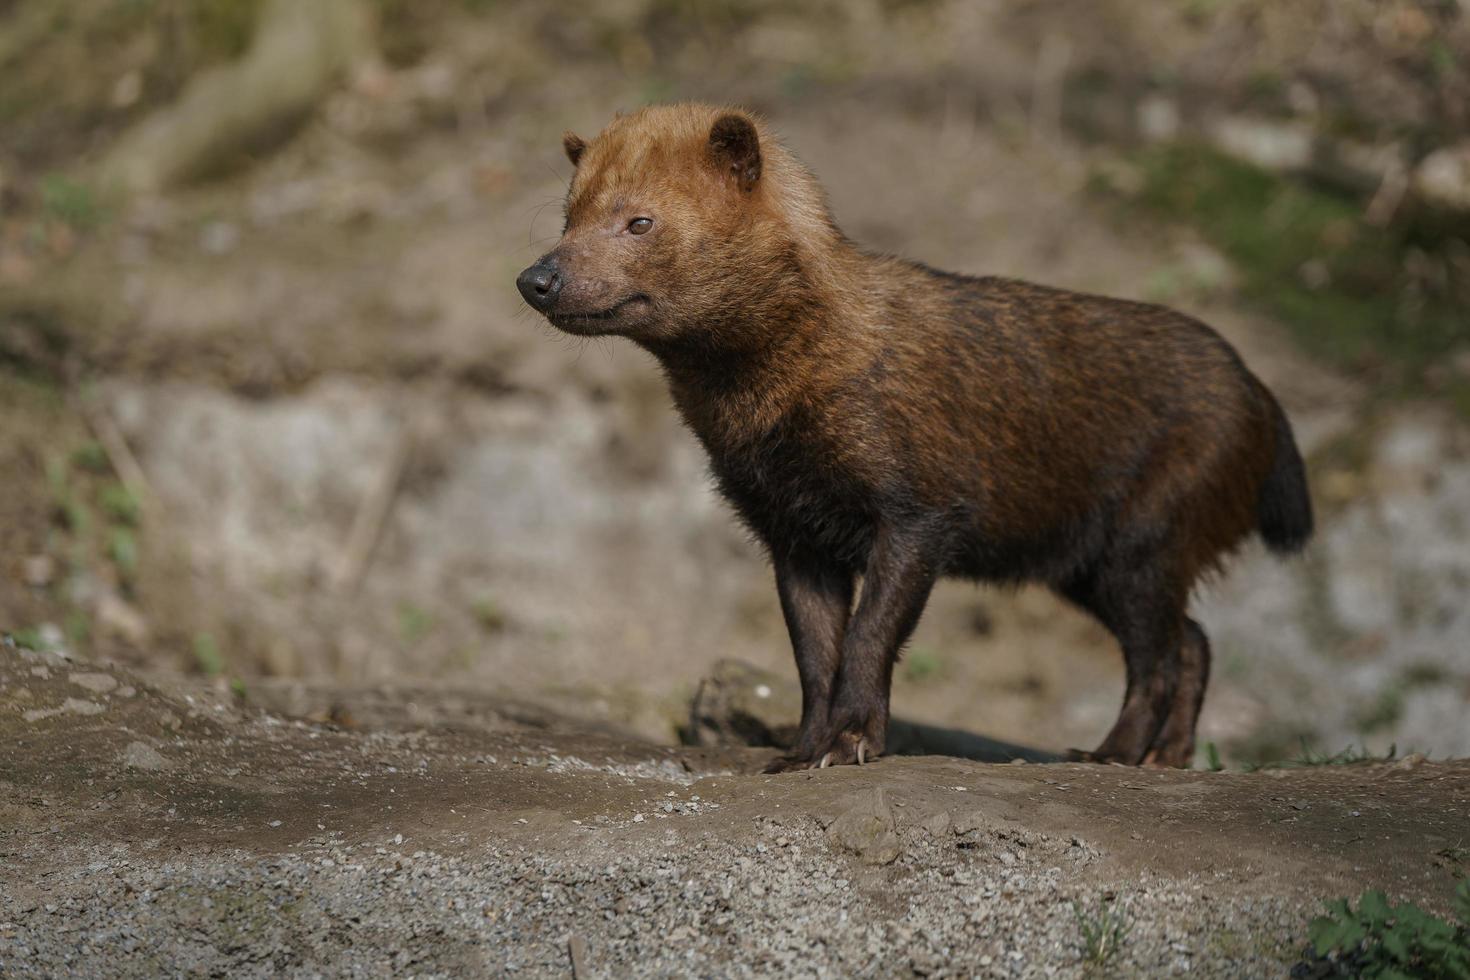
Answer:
516;258;563;311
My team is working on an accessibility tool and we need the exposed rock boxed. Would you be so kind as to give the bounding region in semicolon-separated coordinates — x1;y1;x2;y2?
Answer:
69;672;118;695
1207;116;1313;172
685;659;801;749
1414;142;1470;213
95;592;151;647
119;741;171;771
918;808;953;837
826;787;902;866
1137;94;1180;142
22;554;55;588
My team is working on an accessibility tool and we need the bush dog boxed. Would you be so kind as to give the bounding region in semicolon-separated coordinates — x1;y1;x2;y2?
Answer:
517;104;1312;772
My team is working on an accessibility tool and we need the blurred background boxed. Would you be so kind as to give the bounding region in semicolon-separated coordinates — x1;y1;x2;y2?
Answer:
2;0;1469;765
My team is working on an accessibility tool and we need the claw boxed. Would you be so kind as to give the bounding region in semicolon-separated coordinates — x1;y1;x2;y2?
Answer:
856;738;867;765
818;753;832;769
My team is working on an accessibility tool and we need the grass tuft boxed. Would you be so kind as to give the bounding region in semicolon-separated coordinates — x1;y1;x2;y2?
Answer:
1073;898;1131;970
901;646;943;683
193;632;225;676
1244;739;1401;772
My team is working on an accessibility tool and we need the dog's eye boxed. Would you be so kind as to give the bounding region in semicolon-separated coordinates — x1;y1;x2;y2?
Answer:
627;217;653;235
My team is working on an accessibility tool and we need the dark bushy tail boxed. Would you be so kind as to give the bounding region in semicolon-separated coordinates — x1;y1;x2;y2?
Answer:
1257;397;1313;554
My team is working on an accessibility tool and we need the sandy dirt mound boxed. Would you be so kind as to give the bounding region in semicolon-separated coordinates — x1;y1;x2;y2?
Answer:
4;645;1466;977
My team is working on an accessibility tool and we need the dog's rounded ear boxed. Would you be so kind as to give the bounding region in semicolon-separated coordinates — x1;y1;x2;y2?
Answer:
708;113;761;192
563;131;587;167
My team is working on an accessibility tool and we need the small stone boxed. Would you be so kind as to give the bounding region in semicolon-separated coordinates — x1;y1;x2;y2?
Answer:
69;672;118;695
37;623;65;652
96;593;150;646
568;934;590;978
111;70;143;108
1299;258;1331;290
199;221;241;256
827;787;901;866
119;742;170;772
63;698;106;716
920;810;953;837
22;555;55;588
1137;94;1180;141
1414;142;1470;212
1208;116;1313;172
1395;752;1427;771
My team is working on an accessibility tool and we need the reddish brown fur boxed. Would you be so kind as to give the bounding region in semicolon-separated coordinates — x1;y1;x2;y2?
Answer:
517;104;1313;772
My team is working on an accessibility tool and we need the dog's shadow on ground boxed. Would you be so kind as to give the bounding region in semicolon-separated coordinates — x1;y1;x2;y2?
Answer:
685;660;1063;764
886;717;1061;763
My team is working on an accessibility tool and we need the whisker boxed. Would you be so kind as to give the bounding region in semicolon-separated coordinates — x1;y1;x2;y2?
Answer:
541;158;571;190
527;198;563;247
519;196;563;217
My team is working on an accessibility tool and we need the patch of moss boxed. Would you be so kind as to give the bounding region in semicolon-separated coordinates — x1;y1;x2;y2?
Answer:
1114;143;1470;401
189;0;266;61
40;174;104;229
373;0;499;67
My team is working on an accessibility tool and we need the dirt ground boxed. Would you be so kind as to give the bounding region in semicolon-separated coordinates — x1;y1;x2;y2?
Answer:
4;644;1468;977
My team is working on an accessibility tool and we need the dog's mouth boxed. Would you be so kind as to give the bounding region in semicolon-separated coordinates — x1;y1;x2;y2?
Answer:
547;295;650;332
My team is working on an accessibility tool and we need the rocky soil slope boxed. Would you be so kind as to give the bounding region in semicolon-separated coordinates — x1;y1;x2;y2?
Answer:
4;645;1467;977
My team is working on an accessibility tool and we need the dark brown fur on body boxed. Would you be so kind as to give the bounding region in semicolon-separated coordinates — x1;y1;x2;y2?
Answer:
517;104;1313;772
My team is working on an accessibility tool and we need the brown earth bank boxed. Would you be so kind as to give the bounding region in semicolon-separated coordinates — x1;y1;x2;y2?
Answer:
3;645;1466;978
